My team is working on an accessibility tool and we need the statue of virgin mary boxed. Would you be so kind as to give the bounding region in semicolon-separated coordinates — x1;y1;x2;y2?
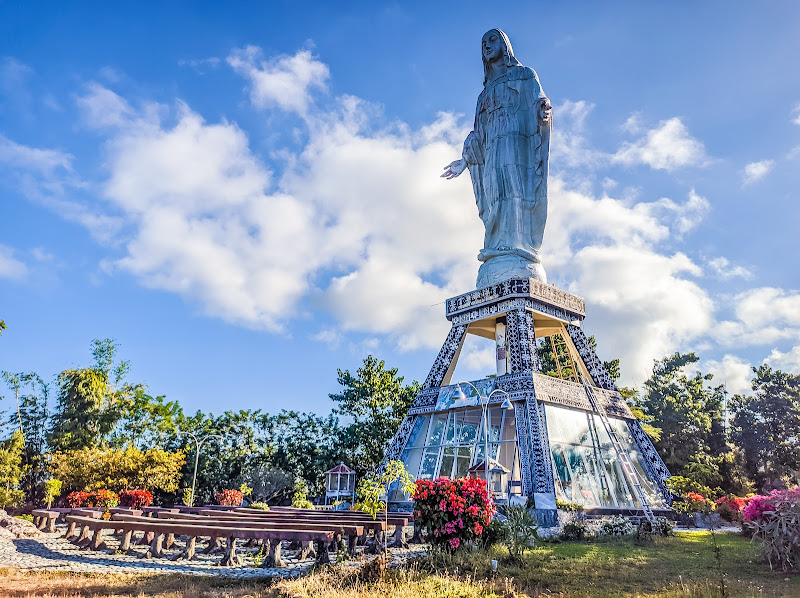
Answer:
442;29;552;288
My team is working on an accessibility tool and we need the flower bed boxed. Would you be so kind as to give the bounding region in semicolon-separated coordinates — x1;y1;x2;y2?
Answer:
412;477;495;550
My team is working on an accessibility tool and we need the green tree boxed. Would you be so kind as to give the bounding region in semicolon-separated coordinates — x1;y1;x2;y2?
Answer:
49;339;142;451
730;365;800;490
330;356;419;477
536;335;619;382
0;430;26;508
636;353;727;490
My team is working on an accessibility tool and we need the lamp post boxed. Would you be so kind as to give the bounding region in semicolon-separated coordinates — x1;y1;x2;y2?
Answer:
452;381;513;495
177;429;223;507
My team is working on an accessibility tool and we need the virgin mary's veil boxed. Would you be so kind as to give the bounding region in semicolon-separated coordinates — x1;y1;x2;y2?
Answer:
482;28;523;84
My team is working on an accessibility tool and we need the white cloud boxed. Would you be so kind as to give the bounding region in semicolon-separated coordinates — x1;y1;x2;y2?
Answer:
0;134;73;173
704;354;753;396
713;287;800;347
741;159;774;185
227;47;329;116
707;256;752;280
613;117;709;171
0;245;27;279
550;100;603;168
792;103;800;126
767;345;800;374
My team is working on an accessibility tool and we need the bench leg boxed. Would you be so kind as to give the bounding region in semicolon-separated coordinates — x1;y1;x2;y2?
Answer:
172;536;196;561
64;521;77;539
145;533;164;558
218;536;242;567
390;525;407;548
33;516;41;529
46;517;58;534
75;525;91;547
347;534;359;556
314;540;330;565
264;540;284;568
165;533;175;549
90;528;107;551
120;530;133;551
202;537;224;554
299;540;316;560
138;530;154;545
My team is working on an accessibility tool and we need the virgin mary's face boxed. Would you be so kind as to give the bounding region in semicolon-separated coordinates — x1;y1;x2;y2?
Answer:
482;31;503;63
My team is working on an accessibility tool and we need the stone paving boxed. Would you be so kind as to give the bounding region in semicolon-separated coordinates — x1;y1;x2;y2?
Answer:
0;522;426;578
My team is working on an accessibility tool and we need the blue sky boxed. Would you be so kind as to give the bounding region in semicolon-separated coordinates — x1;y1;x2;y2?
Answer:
1;1;799;417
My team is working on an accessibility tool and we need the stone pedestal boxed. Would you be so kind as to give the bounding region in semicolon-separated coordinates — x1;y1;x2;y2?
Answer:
477;254;547;288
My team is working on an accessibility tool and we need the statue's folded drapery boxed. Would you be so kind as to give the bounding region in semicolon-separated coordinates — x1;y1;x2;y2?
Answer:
462;64;551;266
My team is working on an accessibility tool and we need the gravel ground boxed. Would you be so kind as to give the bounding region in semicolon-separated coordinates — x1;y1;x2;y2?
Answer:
0;522;426;579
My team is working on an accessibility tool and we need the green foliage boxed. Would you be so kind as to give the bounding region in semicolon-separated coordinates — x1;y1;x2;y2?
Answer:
47;446;185;494
330;356;419;477
666;475;712;499
43;478;62;509
239;482;252;498
502;504;538;563
556;500;584;512
354;459;415;519
0;430;26;508
181;487;194;507
559;516;588;541
635;353;729;492
730;365;800;489
291;478;314;509
15;513;33;522
248;501;270;510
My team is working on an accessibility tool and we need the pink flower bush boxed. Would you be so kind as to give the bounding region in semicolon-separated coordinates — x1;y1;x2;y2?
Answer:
119;489;154;509
412;477;496;551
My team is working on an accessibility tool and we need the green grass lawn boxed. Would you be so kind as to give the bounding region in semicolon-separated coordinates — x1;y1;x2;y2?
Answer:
418;531;800;597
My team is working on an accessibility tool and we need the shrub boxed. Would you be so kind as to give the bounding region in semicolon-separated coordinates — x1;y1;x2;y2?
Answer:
477;516;507;549
556;500;584;512
0;489;25;509
248;502;270;511
653;517;675;536
65;491;91;507
15;514;34;522
291;479;314;510
598;516;635;537
745;487;800;572
90;489;119;509
559;516;588;541
673;491;713;514
715;495;747;522
412;477;496;551
502;504;538;562
119;489;153;509
43;479;62;509
215;489;244;507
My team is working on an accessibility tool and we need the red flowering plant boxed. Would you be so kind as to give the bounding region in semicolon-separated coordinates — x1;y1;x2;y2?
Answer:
89;489;119;510
673;491;713;514
715;495;747;522
119;489;154;509
65;491;91;507
412;477;496;551
215;489;244;507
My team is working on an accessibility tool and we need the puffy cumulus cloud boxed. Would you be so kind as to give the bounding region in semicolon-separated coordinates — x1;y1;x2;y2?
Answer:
713;288;800;347
227;47;329;116
767;345;800;375
0;245;27;279
793;103;800;126
550;100;604;168
613;117;709;171
704;354;754;396
741;159;774;186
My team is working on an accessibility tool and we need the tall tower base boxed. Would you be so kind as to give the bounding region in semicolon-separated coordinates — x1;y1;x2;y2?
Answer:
385;278;671;518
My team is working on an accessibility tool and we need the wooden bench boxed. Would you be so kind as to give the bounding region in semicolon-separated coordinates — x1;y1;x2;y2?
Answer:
148;511;366;556
66;515;336;567
31;509;61;533
229;507;412;547
64;509;104;543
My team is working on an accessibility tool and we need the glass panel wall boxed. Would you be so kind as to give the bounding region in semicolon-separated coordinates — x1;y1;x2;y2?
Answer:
544;403;665;509
395;406;522;500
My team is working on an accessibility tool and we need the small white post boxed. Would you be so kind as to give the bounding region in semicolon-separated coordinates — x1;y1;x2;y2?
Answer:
495;319;508;376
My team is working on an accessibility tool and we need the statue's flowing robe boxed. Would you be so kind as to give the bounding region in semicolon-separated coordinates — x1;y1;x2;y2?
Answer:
462;66;551;264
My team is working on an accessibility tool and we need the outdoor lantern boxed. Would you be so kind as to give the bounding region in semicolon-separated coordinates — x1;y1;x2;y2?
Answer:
324;463;356;506
468;459;510;498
